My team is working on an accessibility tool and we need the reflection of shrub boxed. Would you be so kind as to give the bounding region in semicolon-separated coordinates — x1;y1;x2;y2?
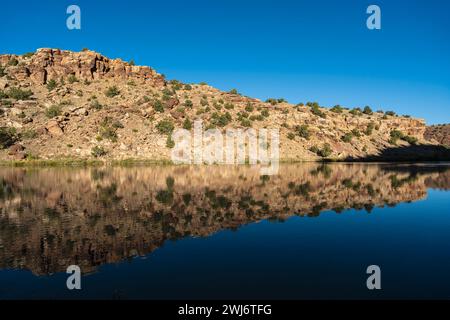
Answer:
156;189;173;205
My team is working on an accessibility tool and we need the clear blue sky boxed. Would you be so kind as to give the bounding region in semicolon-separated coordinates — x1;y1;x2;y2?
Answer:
1;0;449;124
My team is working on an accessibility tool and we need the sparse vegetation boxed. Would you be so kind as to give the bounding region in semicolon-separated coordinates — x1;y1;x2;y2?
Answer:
0;127;17;149
330;105;343;113
91;146;107;157
5;87;33;100
295;124;310;140
68;74;78;84
363;106;373;115
105;86;120;98
183;118;192;130
46;79;57;91
45;105;62;118
156;119;175;135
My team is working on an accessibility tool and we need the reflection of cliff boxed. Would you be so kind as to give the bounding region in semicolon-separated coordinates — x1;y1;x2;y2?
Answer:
0;164;449;275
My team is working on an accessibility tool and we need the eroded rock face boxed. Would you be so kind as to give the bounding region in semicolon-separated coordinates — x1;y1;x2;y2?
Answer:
425;124;450;147
2;49;166;87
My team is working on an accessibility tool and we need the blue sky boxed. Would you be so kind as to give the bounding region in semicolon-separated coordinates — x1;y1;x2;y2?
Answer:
1;0;449;124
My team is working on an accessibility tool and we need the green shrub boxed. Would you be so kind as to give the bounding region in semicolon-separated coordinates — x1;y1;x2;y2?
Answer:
91;146;107;157
46;79;57;91
184;99;193;108
363;106;373;115
91;99;103;110
183;118;192;130
296;124;310;140
403;135;418;145
153;100;164;112
21;129;37;140
311;105;326;118
129;59;135;66
261;109;270;117
156;119;175;134
0;127;17;149
240;118;252;127
265;98;278;105
166;135;175;148
0;67;5;77
224;102;234;110
6;87;33;100
45;105;62;118
385;111;396;116
365;122;375;135
245;103;254;112
211;112;232;127
229;88;239;94
184;84;192;90
7;58;18;66
330;105;343;113
287;132;295;140
68;74;78;84
351;129;361;138
341;132;353;143
105;86;120;98
318;143;332;157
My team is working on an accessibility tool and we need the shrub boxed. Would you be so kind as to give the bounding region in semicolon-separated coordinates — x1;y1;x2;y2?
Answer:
46;79;57;91
91;146;107;157
68;74;78;84
287;132;295;140
311;105;326;118
6;87;33;100
129;59;135;66
341;132;353;143
309;145;320;154
351;129;361;138
184;99;193;108
265;98;277;105
229;89;239;95
183;118;192;130
23;52;34;58
0;67;5;77
166;135;175;148
184;84;192;90
105;86;120;98
318;143;332;157
330;105;343;113
91;99;103;110
224;103;234;110
156;119;175;134
7;58;18;66
245;103;254;113
261;109;270;117
240;118;252;127
365;122;375;135
45;105;62;118
385;111;396;116
153;100;164;112
200;98;208;106
0;127;17;149
403;135;418;145
363;106;373;115
296;124;310;140
211;112;232;127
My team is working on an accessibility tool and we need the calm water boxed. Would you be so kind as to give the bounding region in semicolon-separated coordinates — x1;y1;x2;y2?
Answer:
0;163;449;299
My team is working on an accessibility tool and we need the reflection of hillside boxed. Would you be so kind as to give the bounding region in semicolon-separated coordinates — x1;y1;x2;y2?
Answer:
0;164;449;275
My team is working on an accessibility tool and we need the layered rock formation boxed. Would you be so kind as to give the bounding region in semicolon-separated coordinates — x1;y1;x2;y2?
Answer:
0;49;448;161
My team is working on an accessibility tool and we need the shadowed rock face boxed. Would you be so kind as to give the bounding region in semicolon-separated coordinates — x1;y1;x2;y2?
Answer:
0;163;449;275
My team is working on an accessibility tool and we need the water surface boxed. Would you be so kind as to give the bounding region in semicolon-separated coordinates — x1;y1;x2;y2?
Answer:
0;163;449;299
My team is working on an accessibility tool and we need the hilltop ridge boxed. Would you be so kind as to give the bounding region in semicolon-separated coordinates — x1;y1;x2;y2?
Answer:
0;48;448;162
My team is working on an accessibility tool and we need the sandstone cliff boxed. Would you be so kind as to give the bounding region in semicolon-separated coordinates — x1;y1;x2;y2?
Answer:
0;48;448;162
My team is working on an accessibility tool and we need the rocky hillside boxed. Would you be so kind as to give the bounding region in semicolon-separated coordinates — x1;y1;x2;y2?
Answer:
0;48;448;162
425;124;450;147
